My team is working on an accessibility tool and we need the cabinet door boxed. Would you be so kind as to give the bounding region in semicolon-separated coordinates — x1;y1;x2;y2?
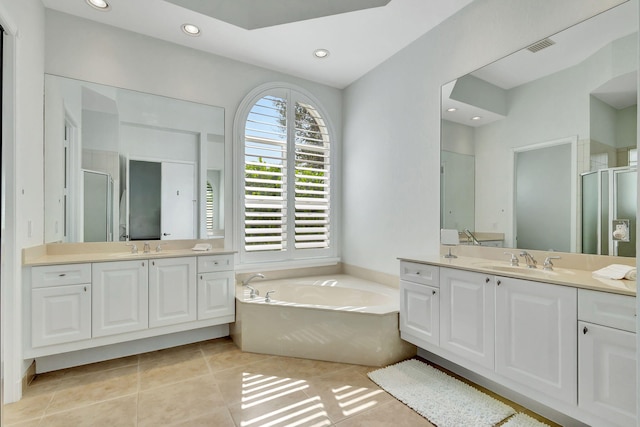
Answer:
400;280;439;347
149;257;197;327
92;260;149;337
579;321;637;427
32;284;91;347
198;271;235;320
440;268;495;369
495;276;577;405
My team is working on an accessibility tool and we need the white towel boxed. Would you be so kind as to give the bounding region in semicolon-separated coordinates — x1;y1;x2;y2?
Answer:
592;264;636;280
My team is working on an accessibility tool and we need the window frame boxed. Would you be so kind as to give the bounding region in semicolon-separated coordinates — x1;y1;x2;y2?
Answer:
234;83;338;267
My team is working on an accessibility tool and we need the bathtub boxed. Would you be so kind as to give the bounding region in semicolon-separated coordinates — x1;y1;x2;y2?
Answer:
230;275;416;366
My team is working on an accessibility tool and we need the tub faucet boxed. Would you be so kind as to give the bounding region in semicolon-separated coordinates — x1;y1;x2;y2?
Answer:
265;290;276;303
242;273;265;299
519;251;537;269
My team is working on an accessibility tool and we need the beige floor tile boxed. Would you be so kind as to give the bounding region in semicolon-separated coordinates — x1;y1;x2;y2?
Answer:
38;394;137;427
165;407;236;427
137;374;226;427
57;355;139;378
335;398;435;427
206;347;274;373
45;365;138;414
3;389;52;425
228;389;334;427
3;418;42;427
303;366;395;423
138;352;209;391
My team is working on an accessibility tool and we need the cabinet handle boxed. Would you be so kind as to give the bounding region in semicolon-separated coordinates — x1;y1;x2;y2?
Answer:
200;275;203;280
416;271;421;275
152;261;155;266
214;261;219;265
496;280;501;286
142;262;145;267
432;290;436;295
84;286;87;292
583;326;588;334
58;273;66;277
485;277;490;283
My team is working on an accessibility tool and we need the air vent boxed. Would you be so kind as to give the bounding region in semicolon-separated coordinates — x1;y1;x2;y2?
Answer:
527;38;555;53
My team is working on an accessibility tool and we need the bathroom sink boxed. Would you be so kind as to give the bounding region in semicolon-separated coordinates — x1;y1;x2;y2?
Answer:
474;263;574;278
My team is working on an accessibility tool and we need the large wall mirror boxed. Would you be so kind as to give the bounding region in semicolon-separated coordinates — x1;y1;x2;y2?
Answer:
441;0;638;257
44;75;225;243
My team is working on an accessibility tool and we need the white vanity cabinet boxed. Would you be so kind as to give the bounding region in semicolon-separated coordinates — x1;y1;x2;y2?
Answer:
495;276;577;405
92;260;149;337
399;262;440;348
31;264;92;347
197;254;235;320
148;257;197;328
577;289;637;427
439;267;495;370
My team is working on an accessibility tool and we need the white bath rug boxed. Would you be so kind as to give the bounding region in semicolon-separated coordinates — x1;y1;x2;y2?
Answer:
501;413;550;427
367;359;515;427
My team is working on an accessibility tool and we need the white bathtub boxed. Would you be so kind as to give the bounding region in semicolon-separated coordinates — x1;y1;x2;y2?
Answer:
230;275;416;366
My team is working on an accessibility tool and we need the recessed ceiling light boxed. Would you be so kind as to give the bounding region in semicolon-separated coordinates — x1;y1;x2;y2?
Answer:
471;116;482;121
86;0;110;11
447;108;457;112
182;24;201;36
314;49;330;59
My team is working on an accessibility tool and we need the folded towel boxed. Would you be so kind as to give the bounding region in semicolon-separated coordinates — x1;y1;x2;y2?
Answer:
592;264;636;280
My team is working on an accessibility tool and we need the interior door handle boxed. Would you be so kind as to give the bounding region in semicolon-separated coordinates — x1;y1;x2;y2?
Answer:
163;232;171;236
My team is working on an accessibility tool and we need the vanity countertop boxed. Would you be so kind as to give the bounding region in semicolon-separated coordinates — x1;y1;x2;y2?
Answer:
399;254;636;297
23;240;234;266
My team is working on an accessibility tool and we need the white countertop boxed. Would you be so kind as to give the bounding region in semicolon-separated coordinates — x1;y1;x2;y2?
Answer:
399;254;636;297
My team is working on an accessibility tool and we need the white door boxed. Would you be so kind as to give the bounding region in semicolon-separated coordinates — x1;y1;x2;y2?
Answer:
32;284;91;347
92;260;149;337
161;162;196;240
149;257;197;327
440;268;495;369
495;276;577;405
399;280;439;348
198;271;235;320
578;321;637;427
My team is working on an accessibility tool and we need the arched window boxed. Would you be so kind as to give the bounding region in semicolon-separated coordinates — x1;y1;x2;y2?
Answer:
236;85;335;264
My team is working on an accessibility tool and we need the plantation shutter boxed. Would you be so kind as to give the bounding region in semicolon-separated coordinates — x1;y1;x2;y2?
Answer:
294;101;330;249
243;91;331;256
244;95;287;252
205;181;214;236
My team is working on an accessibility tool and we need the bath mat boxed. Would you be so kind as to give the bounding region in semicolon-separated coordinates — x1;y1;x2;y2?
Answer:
367;359;515;427
501;413;550;427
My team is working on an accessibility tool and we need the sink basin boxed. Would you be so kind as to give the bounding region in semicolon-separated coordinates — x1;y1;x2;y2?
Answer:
474;263;574;278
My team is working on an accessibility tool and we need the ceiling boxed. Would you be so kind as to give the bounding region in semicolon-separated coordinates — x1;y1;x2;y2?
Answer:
41;0;474;89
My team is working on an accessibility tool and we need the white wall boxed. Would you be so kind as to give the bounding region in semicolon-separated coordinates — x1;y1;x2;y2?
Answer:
0;0;45;404
342;0;625;275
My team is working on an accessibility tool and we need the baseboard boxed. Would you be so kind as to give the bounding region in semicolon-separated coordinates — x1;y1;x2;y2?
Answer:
35;325;228;373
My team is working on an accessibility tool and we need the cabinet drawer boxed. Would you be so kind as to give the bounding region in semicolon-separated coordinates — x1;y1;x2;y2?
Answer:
32;264;91;288
197;254;234;273
578;289;636;333
400;261;439;286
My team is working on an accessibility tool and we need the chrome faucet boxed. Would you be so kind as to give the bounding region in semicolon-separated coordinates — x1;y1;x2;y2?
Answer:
155;243;166;253
504;252;519;266
463;229;481;245
143;241;151;254
265;290;276;303
519;251;537;269
543;255;561;271
126;243;138;254
242;273;265;299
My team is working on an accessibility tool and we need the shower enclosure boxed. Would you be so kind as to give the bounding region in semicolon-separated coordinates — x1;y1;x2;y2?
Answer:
581;167;636;257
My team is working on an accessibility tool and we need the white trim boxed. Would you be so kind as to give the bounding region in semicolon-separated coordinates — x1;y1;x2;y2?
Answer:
511;135;578;252
0;10;21;403
234;257;341;274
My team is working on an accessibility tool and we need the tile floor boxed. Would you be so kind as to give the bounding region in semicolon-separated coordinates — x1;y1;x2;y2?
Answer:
3;338;557;427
